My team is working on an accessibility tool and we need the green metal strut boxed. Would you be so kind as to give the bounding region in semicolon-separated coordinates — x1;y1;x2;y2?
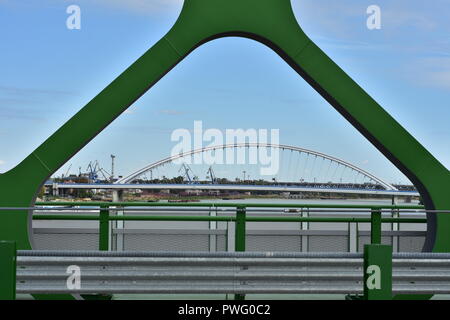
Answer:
0;0;449;299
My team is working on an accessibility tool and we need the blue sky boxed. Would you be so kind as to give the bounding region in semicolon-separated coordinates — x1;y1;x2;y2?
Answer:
0;0;449;184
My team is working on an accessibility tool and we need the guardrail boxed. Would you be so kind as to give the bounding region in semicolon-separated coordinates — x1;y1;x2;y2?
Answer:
3;248;450;300
30;202;429;251
16;251;365;295
1;202;444;300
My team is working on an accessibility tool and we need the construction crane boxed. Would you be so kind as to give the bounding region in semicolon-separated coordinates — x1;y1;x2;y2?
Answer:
99;169;110;181
85;160;111;183
179;163;195;184
110;155;116;182
206;166;216;184
62;164;72;178
86;161;99;183
97;163;111;182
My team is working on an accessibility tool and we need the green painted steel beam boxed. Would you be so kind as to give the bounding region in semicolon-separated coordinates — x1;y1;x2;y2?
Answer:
35;201;425;210
0;0;448;300
235;207;246;252
33;215;100;221
244;217;426;223
363;244;393;300
371;209;382;245
234;206;246;301
32;214;426;224
109;215;235;222
0;241;16;300
99;206;109;251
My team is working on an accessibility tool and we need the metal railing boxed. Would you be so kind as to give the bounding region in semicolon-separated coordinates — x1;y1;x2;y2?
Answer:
4;249;450;299
1;201;446;300
29;201;428;252
16;251;365;295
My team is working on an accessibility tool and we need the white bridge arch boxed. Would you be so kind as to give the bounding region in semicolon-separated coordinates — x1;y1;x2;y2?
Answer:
116;143;397;191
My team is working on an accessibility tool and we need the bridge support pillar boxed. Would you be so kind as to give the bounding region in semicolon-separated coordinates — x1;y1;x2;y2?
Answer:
391;196;399;205
112;190;124;202
52;183;59;197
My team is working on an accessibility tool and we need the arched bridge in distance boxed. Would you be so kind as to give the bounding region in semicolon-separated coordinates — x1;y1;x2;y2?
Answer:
53;143;419;197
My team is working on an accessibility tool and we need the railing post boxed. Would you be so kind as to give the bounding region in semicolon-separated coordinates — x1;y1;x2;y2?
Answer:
235;206;246;252
235;206;246;300
99;205;110;251
363;244;392;300
371;208;382;244
0;241;16;300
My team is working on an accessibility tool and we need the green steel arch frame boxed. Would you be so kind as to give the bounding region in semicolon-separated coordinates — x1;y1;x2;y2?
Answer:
0;0;449;299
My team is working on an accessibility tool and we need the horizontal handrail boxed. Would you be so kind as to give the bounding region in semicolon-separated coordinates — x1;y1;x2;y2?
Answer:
31;214;426;223
26;202;431;255
6;201;429;223
35;201;425;210
17;250;364;258
0;207;431;212
14;250;450;297
0;202;444;300
19;250;450;259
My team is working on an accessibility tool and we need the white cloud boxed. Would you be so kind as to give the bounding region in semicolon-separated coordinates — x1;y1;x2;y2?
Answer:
405;57;450;90
292;0;444;42
158;109;184;116
291;0;365;39
0;160;6;166
382;9;437;31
